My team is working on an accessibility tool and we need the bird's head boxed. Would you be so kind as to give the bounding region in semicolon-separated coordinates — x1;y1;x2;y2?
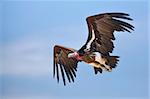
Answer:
68;52;83;61
68;52;78;58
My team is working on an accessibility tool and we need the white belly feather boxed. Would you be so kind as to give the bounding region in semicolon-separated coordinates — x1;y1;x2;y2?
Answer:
94;52;105;64
89;52;112;71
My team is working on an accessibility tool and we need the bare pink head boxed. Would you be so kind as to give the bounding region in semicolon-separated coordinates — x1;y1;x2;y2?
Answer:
68;52;83;61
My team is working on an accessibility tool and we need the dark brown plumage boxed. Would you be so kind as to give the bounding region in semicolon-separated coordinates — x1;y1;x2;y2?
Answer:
53;12;134;85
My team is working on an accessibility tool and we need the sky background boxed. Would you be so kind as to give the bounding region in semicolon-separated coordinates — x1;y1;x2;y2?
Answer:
0;0;149;99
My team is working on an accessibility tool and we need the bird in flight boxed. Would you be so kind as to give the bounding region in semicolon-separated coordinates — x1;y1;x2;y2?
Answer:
53;12;134;85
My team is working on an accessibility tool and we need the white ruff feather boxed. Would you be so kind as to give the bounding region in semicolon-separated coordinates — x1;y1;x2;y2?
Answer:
86;29;95;50
89;52;112;71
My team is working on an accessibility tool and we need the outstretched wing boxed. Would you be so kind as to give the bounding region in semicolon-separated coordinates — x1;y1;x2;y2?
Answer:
78;12;134;55
53;45;78;85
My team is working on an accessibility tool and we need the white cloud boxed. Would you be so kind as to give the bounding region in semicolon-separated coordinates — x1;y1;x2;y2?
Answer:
1;36;54;76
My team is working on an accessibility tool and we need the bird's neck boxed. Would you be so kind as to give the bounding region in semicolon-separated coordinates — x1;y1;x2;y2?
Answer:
76;54;83;61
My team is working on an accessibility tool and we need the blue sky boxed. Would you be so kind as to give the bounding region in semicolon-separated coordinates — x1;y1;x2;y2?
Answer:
0;0;149;99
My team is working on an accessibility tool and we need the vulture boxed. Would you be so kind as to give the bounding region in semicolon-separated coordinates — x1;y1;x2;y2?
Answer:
53;12;134;85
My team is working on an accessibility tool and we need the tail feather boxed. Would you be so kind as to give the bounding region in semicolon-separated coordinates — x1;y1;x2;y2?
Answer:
93;55;119;74
107;56;119;68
